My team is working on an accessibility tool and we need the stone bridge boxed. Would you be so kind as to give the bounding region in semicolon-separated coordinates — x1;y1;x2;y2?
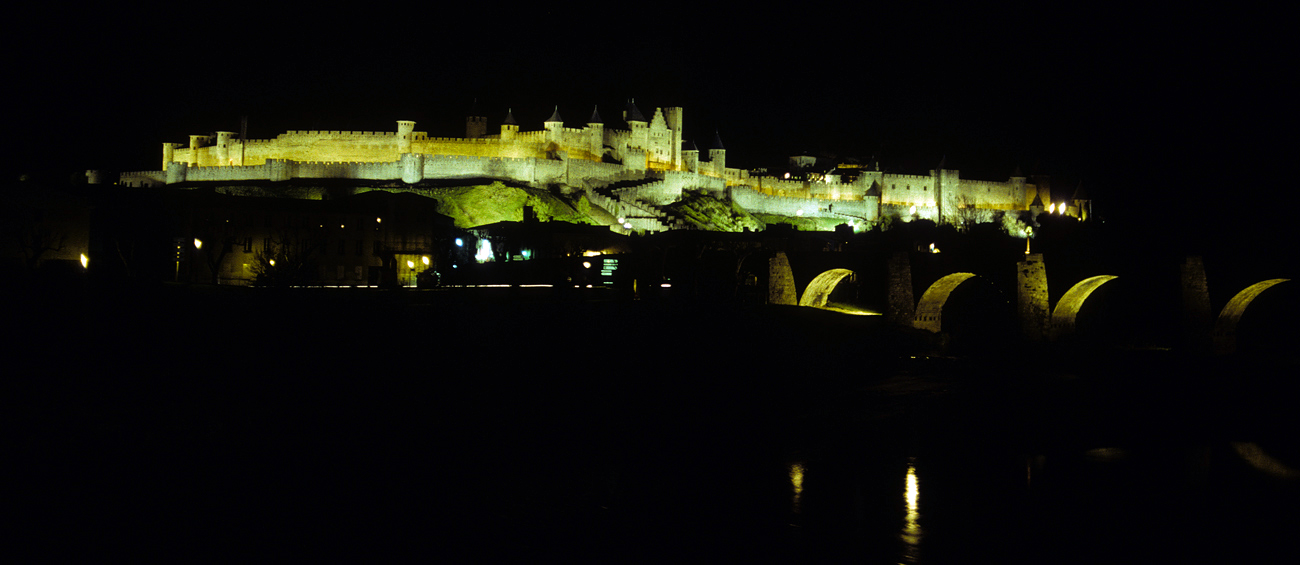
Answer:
767;251;1292;355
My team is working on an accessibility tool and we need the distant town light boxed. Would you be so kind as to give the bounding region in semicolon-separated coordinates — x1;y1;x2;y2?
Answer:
269;259;276;267
193;238;202;250
582;261;591;269
376;217;382;223
455;238;463;247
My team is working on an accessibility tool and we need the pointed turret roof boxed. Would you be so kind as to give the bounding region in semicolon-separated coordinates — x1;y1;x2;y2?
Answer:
682;140;698;151
711;130;725;150
1071;180;1088;200
588;105;603;124
545;106;563;124
624;98;646;123
503;108;517;126
468;98;484;118
1030;191;1044;208
865;180;882;197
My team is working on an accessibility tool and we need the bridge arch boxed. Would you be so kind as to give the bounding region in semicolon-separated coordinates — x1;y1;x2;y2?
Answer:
799;268;856;308
1051;275;1119;340
913;273;978;332
1213;278;1290;354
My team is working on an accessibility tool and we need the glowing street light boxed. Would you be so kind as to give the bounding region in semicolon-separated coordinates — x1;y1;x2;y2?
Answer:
193;238;202;250
80;253;88;269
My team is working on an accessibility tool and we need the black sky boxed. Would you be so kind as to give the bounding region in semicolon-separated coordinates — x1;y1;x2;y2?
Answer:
9;3;1295;247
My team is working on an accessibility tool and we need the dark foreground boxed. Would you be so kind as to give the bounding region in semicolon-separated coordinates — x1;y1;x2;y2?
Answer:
10;285;1299;562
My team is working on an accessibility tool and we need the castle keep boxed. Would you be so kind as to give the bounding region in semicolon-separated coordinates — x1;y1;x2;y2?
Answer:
117;101;1089;231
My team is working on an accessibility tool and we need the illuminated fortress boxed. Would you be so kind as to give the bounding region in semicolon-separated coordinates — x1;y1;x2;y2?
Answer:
117;101;1089;231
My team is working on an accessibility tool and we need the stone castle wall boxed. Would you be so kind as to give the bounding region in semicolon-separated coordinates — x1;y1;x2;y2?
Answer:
732;186;878;222
119;105;1065;231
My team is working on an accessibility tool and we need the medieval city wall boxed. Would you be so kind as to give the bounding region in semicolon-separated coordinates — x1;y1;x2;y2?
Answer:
957;178;1026;209
732;186;877;222
880;173;938;205
611;171;724;206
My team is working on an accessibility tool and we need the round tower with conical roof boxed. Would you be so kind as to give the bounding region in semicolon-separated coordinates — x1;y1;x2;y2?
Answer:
624;99;648;150
500;108;518;140
708;130;726;176
544;106;563;145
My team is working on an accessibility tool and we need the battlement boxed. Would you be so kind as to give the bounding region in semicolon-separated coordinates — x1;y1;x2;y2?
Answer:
142;104;1075;232
281;130;399;137
411;135;510;143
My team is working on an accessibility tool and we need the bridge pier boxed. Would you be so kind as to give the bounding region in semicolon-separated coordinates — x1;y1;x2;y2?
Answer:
767;252;797;305
1181;256;1212;352
886;252;915;326
1018;253;1049;342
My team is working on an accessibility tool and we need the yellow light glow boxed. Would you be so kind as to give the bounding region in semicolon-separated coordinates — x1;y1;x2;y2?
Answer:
1049;203;1056;213
422;256;430;265
79;253;88;269
583;251;602;257
902;461;922;553
582;261;591;269
909;205;917;214
407;260;415;269
193;238;202;250
790;462;804;514
376;217;382;223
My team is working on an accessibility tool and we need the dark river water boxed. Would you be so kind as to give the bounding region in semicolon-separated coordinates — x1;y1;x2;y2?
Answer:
12;287;1298;562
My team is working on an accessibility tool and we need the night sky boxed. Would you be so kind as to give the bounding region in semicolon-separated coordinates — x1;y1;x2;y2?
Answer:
10;4;1295;248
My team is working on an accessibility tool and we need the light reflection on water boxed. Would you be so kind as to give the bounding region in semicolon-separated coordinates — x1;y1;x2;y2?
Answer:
901;459;922;563
789;462;805;516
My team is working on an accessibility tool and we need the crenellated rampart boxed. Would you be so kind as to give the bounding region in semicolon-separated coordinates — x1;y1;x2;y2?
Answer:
732;186;877;221
132;106;1069;232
